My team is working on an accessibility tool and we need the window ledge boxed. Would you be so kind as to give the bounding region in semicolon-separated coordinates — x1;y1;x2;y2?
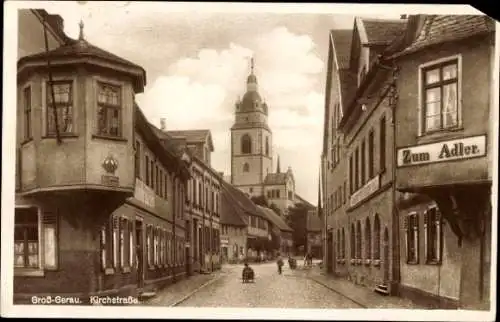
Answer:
417;127;464;142
406;260;419;265
364;259;371;266
104;268;115;275
42;133;79;139
92;134;127;142
426;260;441;265
122;267;131;273
373;259;381;267
14;268;44;277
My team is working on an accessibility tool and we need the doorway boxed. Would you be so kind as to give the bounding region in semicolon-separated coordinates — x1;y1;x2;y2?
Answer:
383;227;390;283
135;219;144;288
327;232;333;273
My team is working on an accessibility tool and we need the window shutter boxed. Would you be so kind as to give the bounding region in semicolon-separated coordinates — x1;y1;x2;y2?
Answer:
129;221;134;268
436;209;442;263
414;215;419;262
43;212;58;269
423;211;428;262
403;216;409;263
113;216;119;269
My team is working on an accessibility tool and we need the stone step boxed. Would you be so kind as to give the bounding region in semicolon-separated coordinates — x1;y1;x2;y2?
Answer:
374;284;390;295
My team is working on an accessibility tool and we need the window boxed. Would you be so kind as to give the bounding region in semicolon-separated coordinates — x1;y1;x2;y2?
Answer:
368;130;374;179
343;181;347;204
14;208;39;268
277;190;280;198
120;218;130;269
365;217;371;260
265;137;270;156
380;116;386;172
97;82;121;137
46;81;74;135
24;86;32;140
336;137;341;164
145;155;150;186
150;159;154;190
361;140;366;185
355;147;359;191
165;173;169;200
350;224;355;259
421;59;459;133
112;216;119;269
356;221;362;259
243;163;250;172
147;225;153;267
425;207;442;264
405;213;419;264
337;231;341;258
341;228;346;258
135;141;141;179
159;169;163;198
374;214;381;260
241;134;252;154
128;221;134;268
349;155;353;194
331;146;336;165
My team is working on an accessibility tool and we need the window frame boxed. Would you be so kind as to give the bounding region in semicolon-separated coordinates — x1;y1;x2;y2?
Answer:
405;212;419;265
44;79;76;137
14;206;43;275
23;85;33;141
241;134;252;154
424;206;443;265
418;55;462;136
95;80;123;138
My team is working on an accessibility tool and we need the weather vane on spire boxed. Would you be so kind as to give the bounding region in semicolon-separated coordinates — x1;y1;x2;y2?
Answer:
78;19;85;40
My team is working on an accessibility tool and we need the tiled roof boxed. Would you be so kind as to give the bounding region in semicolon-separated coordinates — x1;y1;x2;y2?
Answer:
393;15;494;58
330;29;353;69
264;172;288;185
222;182;263;221
220;183;247;227
149;123;186;157
18;38;144;71
166;129;214;151
33;9;70;44
361;18;407;45
294;194;315;209
338;69;358;115
307;211;322;232
257;206;293;232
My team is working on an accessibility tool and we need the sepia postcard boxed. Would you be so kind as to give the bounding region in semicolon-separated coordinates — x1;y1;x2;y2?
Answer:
1;1;498;321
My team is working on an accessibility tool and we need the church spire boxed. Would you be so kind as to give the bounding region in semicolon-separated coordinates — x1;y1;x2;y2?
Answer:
78;19;85;41
276;155;281;173
246;56;258;91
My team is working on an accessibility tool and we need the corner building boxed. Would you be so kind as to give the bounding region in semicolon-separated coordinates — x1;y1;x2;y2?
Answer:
390;15;495;309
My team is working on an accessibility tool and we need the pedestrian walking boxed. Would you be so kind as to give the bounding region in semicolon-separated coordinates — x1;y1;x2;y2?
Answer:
276;254;284;275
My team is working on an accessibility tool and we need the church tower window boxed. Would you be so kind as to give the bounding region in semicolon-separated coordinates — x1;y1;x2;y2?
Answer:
265;137;270;156
243;163;250;172
241;134;252;154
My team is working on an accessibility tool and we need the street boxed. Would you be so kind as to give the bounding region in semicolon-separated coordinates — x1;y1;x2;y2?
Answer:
173;262;362;308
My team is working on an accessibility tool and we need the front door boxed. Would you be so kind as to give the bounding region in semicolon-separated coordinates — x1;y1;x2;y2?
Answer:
383;227;390;283
327;233;333;273
136;220;144;288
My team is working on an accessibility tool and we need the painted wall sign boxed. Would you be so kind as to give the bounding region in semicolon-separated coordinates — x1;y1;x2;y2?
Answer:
101;175;119;186
350;174;380;208
134;178;155;208
397;135;486;167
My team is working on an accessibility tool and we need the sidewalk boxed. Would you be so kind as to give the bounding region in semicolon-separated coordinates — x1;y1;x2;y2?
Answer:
142;270;224;307
304;267;429;309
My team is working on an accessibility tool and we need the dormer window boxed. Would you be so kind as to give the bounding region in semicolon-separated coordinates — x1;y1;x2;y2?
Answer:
46;81;74;136
97;82;122;137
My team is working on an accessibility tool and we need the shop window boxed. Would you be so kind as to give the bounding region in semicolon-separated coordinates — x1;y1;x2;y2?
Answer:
373;214;381;260
425;207;443;264
112;216;119;269
97;82;122;137
119;218;129;269
350;224;355;259
420;57;460;134
356;221;362;259
14;208;39;269
128;221;134;268
23;86;32;140
46;81;74;136
405;213;419;264
365;217;371;260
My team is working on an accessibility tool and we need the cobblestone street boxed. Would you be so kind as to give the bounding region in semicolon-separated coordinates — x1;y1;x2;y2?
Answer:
147;261;361;308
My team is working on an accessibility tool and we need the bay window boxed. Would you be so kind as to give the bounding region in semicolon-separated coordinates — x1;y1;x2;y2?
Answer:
46;81;74;136
97;82;122;137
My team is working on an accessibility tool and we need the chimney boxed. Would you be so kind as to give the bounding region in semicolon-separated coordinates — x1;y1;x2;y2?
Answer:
400;14;408;19
160;118;166;131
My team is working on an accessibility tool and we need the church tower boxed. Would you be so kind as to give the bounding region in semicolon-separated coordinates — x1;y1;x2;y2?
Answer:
230;58;273;197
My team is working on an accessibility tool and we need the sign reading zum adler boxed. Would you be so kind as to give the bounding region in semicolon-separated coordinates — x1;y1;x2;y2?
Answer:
397;135;486;167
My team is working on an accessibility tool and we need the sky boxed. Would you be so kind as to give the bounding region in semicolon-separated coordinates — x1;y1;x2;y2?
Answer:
35;2;473;205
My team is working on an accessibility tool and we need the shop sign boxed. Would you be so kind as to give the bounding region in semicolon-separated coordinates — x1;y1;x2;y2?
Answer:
350;175;380;208
220;238;229;245
397;135;486;167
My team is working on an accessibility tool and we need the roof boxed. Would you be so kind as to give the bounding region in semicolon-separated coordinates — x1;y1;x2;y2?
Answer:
338;69;358;115
257;206;293;232
360;18;407;45
330;29;353;69
32;9;70;44
221;181;264;222
295;194;315;209
166;129;214;152
392;15;495;58
220;183;248;227
264;172;288;185
307;211;322;232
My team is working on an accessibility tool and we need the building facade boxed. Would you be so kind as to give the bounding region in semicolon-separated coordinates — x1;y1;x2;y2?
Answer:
159;128;222;274
322;17;406;294
306;209;322;258
14;12;190;301
390;15;495;309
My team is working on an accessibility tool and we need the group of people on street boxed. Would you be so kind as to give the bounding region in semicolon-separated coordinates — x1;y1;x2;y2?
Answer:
241;252;314;281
